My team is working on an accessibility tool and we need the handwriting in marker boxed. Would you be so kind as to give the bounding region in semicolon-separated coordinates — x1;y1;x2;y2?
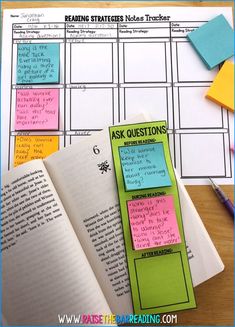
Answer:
14;135;59;167
127;195;181;250
119;143;171;191
15;89;59;130
17;43;60;84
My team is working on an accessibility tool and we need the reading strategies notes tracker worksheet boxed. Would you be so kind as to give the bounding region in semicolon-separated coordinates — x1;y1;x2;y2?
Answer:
1;6;234;185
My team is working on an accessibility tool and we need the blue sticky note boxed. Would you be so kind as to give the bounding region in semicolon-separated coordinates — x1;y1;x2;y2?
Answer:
187;14;234;70
17;43;60;84
119;143;171;191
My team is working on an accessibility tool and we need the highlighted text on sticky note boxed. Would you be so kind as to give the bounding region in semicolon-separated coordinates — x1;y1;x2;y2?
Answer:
127;195;181;250
14;135;59;167
17;43;60;84
15;89;59;130
119;143;171;191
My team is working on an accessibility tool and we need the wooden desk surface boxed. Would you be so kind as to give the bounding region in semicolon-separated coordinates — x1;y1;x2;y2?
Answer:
2;2;234;325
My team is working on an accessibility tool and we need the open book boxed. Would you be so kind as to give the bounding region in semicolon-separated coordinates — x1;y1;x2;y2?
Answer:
2;120;224;325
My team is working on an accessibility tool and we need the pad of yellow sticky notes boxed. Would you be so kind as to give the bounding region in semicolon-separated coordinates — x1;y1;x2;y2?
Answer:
206;61;234;112
14;135;59;167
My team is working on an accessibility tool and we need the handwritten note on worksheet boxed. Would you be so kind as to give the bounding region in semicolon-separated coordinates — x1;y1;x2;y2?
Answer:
14;135;59;167
127;195;181;250
15;89;59;130
119;143;171;190
17;43;60;84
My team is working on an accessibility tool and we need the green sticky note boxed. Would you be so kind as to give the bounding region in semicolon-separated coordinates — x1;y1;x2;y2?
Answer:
110;121;196;315
187;14;234;69
17;43;60;84
135;253;188;308
119;143;171;190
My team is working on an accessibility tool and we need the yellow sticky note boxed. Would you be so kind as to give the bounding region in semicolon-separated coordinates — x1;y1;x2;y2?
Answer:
14;135;59;167
206;61;234;112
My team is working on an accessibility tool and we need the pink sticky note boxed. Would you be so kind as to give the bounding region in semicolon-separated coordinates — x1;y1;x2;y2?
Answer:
127;195;181;250
15;89;59;130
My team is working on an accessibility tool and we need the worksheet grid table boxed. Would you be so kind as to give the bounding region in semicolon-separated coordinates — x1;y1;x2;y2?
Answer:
9;21;232;179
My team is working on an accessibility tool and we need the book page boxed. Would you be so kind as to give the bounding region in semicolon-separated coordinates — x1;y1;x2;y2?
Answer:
44;120;224;315
1;160;111;325
45;130;133;315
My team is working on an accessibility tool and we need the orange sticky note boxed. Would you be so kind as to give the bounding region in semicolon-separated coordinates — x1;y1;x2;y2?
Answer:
14;135;59;167
206;61;234;112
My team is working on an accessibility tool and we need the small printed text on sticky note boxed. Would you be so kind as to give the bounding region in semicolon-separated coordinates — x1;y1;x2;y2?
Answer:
119;143;171;190
127;195;181;250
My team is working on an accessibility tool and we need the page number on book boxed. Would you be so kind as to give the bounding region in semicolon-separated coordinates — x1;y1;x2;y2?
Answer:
93;145;100;155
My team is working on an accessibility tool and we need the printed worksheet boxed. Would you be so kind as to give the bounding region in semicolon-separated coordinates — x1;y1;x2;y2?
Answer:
1;7;234;184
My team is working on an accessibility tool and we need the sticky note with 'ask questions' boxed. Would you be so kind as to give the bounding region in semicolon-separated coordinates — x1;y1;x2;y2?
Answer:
206;61;234;112
119;143;171;191
128;195;181;250
17;43;60;84
187;14;234;69
15;89;59;130
14;135;59;167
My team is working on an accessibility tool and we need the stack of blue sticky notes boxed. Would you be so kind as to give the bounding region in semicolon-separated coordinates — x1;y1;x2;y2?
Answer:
187;14;234;70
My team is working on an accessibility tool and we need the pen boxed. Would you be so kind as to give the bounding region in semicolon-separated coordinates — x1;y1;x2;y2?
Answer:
209;178;234;218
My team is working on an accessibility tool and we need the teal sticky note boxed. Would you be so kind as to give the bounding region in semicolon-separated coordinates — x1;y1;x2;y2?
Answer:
119;143;171;191
17;43;60;84
187;14;234;70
